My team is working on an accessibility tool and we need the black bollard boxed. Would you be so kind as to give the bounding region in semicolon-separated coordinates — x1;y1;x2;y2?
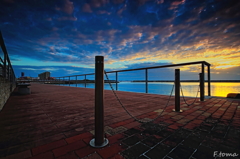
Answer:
89;56;109;148
173;69;182;112
199;73;205;101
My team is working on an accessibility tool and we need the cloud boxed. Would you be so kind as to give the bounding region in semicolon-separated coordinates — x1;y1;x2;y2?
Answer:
57;16;77;21
88;0;109;8
82;3;92;13
1;0;240;80
211;66;240;80
56;0;75;15
112;0;125;4
124;61;173;69
169;0;185;10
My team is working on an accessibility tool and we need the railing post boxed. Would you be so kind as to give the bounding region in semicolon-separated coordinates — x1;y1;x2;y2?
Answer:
145;69;148;93
90;56;108;148
199;73;205;101
173;69;182;112
10;69;12;82
3;55;6;78
7;62;10;79
9;68;12;91
116;72;118;91
207;65;211;96
69;76;70;86
84;75;86;88
0;31;6;78
76;76;77;87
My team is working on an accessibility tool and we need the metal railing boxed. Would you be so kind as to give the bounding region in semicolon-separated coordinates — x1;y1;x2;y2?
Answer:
88;56;210;147
0;31;16;86
55;61;211;98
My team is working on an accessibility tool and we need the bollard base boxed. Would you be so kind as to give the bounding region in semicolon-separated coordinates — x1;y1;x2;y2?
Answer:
89;138;109;148
172;109;183;112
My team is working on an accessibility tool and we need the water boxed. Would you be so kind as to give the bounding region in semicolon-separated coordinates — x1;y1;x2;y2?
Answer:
56;82;240;97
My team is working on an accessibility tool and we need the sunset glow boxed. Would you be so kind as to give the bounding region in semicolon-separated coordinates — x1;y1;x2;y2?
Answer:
0;0;239;79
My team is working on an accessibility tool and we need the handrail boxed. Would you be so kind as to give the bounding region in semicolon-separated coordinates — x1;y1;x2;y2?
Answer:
0;30;16;83
56;61;210;78
106;61;210;73
55;60;211;97
0;56;3;63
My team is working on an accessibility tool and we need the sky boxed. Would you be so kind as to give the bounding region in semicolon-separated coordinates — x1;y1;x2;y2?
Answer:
0;0;240;80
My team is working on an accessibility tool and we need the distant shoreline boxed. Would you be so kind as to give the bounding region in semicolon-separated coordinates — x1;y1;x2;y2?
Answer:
43;80;118;84
131;80;240;83
18;80;240;84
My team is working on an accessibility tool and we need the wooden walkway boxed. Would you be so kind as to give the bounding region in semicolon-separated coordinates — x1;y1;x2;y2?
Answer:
0;83;239;159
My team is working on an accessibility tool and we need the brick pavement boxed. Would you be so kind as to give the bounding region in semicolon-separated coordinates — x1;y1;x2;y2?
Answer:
0;83;239;159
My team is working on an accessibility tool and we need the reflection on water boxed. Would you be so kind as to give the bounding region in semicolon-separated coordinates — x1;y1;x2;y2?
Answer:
209;82;240;97
57;82;240;97
180;82;240;97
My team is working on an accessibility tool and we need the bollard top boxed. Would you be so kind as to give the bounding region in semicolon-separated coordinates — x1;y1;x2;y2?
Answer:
95;56;104;63
95;56;104;58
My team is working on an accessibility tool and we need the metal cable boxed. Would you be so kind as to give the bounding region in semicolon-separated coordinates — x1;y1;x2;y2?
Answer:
180;84;200;106
104;70;175;123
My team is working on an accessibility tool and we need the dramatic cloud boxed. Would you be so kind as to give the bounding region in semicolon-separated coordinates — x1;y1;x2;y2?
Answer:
0;0;239;79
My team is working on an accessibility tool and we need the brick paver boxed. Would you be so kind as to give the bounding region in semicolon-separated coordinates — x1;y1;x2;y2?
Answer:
0;83;239;159
32;139;67;156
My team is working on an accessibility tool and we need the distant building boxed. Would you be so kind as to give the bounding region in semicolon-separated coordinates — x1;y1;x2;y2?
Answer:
38;72;50;80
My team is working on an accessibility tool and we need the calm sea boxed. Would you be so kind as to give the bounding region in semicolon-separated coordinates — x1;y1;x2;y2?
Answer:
56;82;240;97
